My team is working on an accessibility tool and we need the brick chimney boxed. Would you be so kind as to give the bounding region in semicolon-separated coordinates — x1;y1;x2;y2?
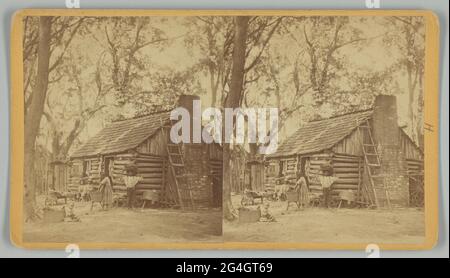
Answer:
371;95;409;207
177;95;213;208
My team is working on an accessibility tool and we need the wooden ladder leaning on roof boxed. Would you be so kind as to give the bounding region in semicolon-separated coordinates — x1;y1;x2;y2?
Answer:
160;118;195;210
358;119;391;209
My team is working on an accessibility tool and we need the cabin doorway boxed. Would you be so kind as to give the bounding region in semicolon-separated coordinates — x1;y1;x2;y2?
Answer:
103;157;114;177
298;156;307;176
249;162;265;191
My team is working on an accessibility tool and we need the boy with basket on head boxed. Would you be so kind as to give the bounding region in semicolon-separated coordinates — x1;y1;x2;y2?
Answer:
123;163;143;209
318;160;338;208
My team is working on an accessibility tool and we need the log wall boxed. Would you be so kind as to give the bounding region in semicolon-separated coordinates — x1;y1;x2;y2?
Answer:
71;134;221;207
134;153;165;197
406;158;424;176
306;152;363;198
109;153;135;192
400;131;423;160
70;152;166;197
331;153;363;197
264;156;297;190
67;157;101;192
264;160;279;191
68;159;83;192
88;157;102;189
306;153;333;194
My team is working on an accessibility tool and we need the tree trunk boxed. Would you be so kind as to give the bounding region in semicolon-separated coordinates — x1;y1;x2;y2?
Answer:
223;16;250;221
24;17;52;219
223;145;234;220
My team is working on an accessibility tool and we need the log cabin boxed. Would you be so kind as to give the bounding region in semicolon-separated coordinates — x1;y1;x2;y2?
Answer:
266;95;424;208
68;95;223;209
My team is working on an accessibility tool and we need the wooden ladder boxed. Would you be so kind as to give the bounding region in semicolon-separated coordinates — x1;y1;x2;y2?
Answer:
358;120;391;209
160;118;195;210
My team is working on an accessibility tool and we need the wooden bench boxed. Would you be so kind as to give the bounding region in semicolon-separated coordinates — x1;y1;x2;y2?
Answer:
141;190;160;209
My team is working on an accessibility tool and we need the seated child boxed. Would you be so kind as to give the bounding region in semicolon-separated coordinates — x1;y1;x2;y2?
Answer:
260;203;276;222
63;202;81;222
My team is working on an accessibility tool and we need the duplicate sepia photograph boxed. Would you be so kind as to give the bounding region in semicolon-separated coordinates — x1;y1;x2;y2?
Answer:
21;15;225;244
10;10;439;249
221;15;428;245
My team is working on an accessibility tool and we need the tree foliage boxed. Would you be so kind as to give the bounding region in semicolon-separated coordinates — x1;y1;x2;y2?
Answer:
23;15;425;218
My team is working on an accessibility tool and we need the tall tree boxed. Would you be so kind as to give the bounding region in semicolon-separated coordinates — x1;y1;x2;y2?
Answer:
24;17;52;219
23;16;85;219
259;16;390;120
184;17;234;107
43;56;109;161
223;16;250;220
100;17;168;106
297;17;367;109
384;16;425;147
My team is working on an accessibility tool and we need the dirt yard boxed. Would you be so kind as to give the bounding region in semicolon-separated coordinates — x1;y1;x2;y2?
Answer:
23;199;222;243
223;194;425;244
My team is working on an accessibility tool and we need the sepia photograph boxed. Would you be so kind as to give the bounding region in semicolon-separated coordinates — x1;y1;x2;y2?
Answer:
220;15;427;245
13;10;436;248
21;15;225;243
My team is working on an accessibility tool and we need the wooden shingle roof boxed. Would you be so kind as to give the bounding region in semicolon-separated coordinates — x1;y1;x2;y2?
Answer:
270;109;373;158
71;111;171;158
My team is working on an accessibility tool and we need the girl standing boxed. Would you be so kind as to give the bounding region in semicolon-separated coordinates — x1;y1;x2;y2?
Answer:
99;172;113;210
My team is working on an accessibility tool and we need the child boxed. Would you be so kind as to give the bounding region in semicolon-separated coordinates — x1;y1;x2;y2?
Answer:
63;202;81;222
318;162;339;208
123;164;143;209
296;175;310;210
260;203;276;222
99;172;113;210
